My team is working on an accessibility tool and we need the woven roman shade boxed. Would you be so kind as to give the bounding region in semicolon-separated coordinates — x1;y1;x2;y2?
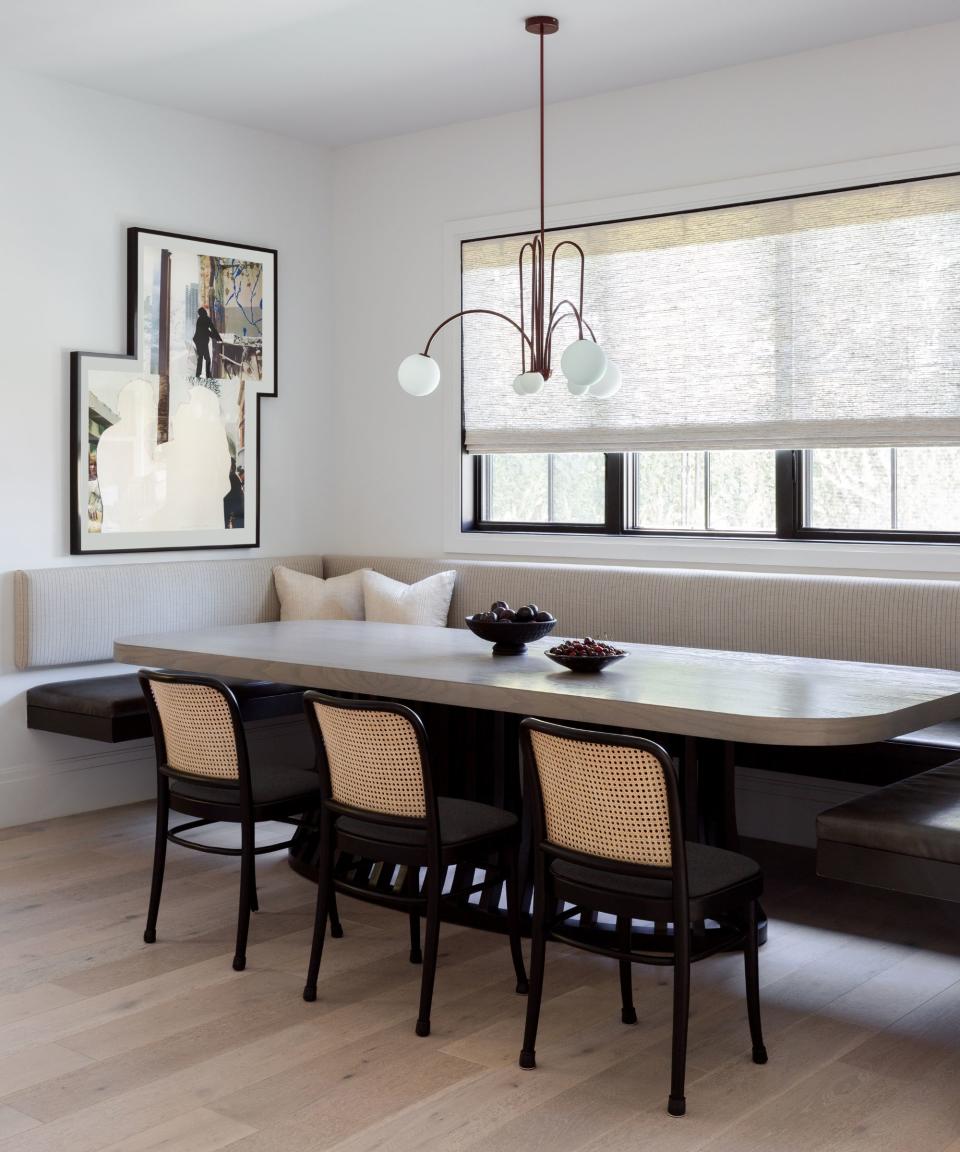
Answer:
462;174;960;454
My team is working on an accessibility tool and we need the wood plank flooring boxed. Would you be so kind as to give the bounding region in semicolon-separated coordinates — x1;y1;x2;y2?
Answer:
0;802;957;1151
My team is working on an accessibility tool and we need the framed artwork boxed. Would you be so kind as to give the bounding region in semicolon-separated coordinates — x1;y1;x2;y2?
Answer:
70;228;277;553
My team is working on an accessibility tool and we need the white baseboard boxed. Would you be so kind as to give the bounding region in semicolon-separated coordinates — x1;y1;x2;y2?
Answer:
735;766;874;848
0;716;315;830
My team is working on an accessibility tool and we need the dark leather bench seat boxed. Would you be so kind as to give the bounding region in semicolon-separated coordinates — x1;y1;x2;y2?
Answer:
27;673;306;743
735;719;960;787
816;759;960;903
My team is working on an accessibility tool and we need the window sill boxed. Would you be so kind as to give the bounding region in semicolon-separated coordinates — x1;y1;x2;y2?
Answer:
445;526;960;579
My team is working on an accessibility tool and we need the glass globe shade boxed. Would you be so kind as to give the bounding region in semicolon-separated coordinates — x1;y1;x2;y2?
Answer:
590;361;622;399
513;371;545;396
560;339;607;391
566;379;591;397
398;353;440;397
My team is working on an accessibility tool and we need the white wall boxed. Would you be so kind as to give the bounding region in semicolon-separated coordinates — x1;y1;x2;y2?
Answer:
329;21;960;577
0;71;333;824
6;22;960;829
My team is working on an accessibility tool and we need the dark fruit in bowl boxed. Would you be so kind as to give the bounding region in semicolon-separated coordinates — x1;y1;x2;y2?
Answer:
533;611;554;623
465;610;557;655
549;637;625;657
491;601;509;612
546;636;627;672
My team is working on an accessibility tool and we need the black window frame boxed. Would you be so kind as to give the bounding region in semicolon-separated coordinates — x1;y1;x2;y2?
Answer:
469;449;960;544
463;167;960;547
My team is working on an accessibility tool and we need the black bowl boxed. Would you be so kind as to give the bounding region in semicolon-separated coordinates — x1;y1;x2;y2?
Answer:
465;615;557;654
545;649;627;673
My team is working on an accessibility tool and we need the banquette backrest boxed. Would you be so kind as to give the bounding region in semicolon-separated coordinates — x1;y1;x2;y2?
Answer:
14;555;323;669
15;551;960;674
323;555;960;672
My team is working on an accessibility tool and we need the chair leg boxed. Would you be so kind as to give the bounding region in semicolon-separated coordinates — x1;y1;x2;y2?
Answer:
406;867;422;963
408;911;422;964
415;867;441;1037
519;902;547;1068
303;821;335;1002
668;921;691;1116
655;920;670;986
745;900;767;1065
617;916;637;1025
234;822;255;971
506;841;529;994
329;890;344;939
143;780;169;944
248;851;259;913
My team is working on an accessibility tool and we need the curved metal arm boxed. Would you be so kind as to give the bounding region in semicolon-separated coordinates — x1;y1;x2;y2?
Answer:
548;240;586;326
423;308;533;357
518;241;538;372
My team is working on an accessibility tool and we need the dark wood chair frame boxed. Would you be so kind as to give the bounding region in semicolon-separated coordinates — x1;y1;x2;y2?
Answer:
139;670;342;972
301;691;528;1037
518;718;767;1117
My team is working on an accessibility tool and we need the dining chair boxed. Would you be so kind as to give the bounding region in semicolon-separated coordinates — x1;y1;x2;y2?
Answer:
518;718;767;1117
139;670;342;972
302;691;528;1036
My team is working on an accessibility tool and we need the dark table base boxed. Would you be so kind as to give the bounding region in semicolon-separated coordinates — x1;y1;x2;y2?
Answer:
288;700;767;946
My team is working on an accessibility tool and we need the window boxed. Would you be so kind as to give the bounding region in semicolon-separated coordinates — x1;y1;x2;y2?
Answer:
473;447;960;540
463;171;960;543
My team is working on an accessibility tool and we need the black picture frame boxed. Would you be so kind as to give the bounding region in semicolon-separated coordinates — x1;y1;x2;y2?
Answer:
70;227;278;554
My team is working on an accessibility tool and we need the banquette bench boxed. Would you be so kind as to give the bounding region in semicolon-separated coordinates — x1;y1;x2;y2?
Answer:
16;553;960;897
17;553;960;780
17;555;325;739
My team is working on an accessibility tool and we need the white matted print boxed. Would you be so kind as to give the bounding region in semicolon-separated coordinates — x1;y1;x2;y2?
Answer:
71;228;277;553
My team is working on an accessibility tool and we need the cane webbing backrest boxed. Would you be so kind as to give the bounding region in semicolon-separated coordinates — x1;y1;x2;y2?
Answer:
312;702;427;819
148;681;240;780
529;728;672;866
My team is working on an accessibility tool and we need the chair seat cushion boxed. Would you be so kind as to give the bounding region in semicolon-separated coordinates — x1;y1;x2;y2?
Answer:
551;842;761;902
337;796;517;848
170;762;320;808
816;760;960;865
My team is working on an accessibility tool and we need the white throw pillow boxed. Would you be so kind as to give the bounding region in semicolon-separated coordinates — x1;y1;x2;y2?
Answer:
363;569;456;628
273;566;367;622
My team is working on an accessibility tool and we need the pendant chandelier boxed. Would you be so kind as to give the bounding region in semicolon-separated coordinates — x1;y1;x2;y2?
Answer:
397;15;621;401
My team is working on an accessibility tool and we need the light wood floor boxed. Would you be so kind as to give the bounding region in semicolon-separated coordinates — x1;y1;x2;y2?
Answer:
0;802;957;1151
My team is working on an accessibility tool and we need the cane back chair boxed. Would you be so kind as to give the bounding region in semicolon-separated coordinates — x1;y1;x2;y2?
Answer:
519;718;767;1116
302;691;528;1037
139;670;341;972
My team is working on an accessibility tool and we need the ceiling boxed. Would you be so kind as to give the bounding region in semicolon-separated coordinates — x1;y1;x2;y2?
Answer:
4;0;960;147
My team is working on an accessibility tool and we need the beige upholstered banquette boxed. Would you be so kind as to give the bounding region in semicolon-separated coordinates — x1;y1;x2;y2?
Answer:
15;552;960;674
323;555;960;672
15;555;323;669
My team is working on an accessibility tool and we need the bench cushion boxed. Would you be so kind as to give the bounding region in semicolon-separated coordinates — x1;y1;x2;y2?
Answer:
890;720;960;751
817;760;960;903
817;760;960;865
27;674;306;743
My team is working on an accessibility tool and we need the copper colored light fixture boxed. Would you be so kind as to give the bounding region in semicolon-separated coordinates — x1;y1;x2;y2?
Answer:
397;15;620;400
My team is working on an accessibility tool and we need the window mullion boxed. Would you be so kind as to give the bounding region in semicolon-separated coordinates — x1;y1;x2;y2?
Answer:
775;449;800;537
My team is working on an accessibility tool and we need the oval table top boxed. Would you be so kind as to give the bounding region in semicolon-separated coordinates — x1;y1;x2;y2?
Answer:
115;619;960;747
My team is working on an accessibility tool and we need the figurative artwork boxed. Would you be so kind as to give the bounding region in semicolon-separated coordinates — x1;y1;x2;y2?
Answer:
71;228;277;553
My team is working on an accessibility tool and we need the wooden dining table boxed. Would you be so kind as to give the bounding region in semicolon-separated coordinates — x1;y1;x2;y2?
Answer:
116;619;960;944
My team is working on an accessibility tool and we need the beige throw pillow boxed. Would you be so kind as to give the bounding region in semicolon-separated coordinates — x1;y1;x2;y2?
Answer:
273;565;366;622
362;569;456;628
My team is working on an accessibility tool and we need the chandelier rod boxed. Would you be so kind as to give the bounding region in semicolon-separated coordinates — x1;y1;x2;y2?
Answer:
397;15;618;401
